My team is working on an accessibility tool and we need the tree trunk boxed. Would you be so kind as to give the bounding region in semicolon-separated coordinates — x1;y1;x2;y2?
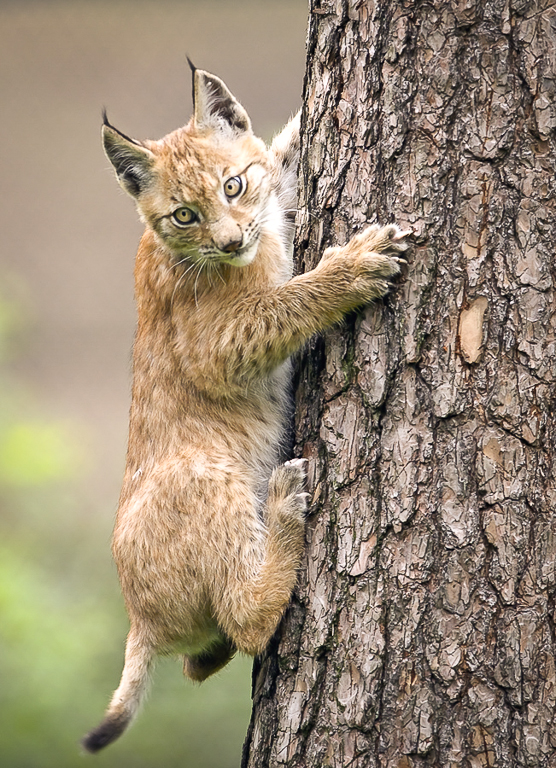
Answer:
242;2;556;766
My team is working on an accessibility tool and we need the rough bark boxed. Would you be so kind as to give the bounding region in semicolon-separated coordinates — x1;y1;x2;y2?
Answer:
242;2;556;766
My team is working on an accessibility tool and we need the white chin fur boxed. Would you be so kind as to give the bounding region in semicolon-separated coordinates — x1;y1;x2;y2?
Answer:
222;240;258;267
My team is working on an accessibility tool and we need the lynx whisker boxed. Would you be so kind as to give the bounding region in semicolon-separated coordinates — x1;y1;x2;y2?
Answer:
169;254;194;271
193;259;206;307
206;263;215;291
211;261;227;287
170;268;189;309
169;257;203;308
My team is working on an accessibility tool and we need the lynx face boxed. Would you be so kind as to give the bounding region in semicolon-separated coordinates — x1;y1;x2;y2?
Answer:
103;72;279;268
144;135;273;268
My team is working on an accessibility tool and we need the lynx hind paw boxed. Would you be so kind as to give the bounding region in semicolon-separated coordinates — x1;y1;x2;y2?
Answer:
269;459;308;504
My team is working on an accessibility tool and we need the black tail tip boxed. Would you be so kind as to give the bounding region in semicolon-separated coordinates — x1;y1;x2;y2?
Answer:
81;716;128;754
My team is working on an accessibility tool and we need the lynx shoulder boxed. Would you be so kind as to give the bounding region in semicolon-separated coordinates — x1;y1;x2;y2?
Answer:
82;64;410;753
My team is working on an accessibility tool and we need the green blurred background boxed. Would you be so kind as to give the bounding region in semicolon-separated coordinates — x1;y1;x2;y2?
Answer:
0;2;307;766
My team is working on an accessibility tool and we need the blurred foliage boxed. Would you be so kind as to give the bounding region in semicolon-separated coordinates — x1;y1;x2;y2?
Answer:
0;293;253;767
0;420;81;486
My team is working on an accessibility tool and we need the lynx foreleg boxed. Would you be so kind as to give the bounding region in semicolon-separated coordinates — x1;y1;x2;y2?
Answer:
206;225;411;385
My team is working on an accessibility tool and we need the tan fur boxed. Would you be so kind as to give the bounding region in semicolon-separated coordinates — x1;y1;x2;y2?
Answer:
82;68;409;753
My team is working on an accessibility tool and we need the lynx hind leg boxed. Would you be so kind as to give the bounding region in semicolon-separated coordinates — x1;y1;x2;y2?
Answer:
216;459;308;657
265;458;309;552
183;638;236;682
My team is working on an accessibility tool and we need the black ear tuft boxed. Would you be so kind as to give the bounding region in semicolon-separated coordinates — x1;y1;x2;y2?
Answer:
187;57;197;111
101;120;155;198
102;111;144;149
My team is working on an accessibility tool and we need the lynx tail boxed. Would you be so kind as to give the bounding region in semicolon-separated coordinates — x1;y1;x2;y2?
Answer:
81;631;153;753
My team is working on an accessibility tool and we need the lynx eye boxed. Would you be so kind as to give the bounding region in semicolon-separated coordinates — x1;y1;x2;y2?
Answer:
172;207;198;226
224;176;243;198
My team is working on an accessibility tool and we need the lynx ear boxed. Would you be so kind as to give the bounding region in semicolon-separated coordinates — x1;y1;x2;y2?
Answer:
102;113;156;198
191;66;251;135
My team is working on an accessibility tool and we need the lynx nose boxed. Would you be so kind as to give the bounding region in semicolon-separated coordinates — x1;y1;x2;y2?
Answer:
220;237;243;253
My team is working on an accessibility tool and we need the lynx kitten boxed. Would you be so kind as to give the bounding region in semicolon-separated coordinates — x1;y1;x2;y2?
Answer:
82;65;409;752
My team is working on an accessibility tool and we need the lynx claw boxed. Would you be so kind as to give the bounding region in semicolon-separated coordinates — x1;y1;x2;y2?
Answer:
351;223;412;258
382;226;412;252
392;227;413;242
284;458;308;470
298;491;311;516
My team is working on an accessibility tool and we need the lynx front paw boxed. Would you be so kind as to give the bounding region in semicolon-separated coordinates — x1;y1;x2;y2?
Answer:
342;223;411;300
350;224;411;274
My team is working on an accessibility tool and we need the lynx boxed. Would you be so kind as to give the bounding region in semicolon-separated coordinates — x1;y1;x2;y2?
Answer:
82;65;409;753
